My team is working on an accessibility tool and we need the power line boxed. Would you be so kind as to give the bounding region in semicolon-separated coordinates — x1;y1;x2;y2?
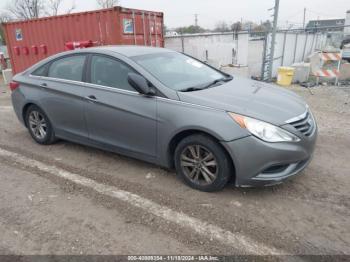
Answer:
306;9;340;18
283;9;305;21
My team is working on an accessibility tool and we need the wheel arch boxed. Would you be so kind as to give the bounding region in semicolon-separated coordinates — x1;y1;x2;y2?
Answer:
22;103;36;127
22;103;48;128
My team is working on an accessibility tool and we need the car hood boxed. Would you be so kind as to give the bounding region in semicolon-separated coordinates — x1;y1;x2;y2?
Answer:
177;77;307;125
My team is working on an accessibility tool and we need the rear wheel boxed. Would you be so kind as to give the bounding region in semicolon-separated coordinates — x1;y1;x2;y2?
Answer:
174;134;232;192
25;105;56;145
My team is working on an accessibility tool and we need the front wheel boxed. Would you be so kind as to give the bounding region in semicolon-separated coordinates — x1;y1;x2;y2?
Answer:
174;134;232;192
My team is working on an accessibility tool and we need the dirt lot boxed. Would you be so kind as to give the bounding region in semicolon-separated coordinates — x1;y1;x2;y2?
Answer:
0;75;349;256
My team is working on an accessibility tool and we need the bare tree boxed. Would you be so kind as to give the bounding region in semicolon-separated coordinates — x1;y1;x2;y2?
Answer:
0;11;13;23
0;12;13;44
65;3;76;14
7;0;44;19
97;0;119;8
214;21;230;32
46;0;61;16
45;0;76;16
231;21;242;32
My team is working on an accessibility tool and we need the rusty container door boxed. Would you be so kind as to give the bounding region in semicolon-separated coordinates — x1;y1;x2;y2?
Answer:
116;7;164;47
3;8;119;74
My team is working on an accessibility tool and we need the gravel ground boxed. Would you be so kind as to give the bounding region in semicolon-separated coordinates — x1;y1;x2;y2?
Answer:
0;76;349;256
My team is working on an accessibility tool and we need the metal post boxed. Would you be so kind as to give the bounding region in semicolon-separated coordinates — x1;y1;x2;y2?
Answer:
281;31;287;66
181;30;185;53
148;13;152;46
232;48;235;65
132;11;136;45
335;50;342;86
160;14;165;47
293;33;299;63
309;33;316;55
267;0;280;81
314;33;319;50
236;33;239;65
302;33;309;61
154;14;158;47
261;32;268;80
142;12;146;46
235;35;239;64
232;30;236;64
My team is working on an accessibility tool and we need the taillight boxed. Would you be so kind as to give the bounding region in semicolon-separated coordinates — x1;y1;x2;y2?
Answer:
9;81;20;91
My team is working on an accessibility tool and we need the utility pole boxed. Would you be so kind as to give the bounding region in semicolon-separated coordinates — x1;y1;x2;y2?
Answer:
303;8;306;29
194;14;198;27
266;0;280;81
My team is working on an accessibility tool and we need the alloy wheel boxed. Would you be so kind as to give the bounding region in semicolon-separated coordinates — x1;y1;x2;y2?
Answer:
180;145;218;185
28;111;47;140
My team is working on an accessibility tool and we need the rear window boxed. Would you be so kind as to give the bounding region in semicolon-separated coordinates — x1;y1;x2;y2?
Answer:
32;63;49;76
48;55;86;82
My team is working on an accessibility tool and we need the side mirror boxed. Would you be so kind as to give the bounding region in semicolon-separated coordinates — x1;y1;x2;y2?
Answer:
128;73;155;95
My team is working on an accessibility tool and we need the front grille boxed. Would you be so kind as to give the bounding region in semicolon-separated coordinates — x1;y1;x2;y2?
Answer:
289;112;315;137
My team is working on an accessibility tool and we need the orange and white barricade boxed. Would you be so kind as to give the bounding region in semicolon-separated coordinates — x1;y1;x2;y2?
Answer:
320;53;342;61
315;69;340;78
314;51;342;85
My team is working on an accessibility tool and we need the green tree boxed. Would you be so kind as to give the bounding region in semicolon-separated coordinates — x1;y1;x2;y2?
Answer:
252;20;272;32
176;25;206;34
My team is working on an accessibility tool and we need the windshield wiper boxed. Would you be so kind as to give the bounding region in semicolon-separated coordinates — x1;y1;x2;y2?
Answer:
180;76;233;92
180;87;205;92
202;76;233;89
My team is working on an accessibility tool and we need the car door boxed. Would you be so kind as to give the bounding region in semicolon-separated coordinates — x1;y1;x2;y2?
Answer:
37;54;89;141
84;54;157;160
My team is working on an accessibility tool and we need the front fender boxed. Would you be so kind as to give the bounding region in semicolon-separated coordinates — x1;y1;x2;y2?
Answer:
156;97;249;167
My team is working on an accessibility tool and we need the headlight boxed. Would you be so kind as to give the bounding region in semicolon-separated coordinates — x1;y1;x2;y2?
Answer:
228;113;300;143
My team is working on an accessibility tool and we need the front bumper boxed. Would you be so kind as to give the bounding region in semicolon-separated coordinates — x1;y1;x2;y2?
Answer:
221;126;317;187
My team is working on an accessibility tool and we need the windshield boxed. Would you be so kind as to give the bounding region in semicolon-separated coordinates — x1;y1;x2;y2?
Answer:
131;52;228;91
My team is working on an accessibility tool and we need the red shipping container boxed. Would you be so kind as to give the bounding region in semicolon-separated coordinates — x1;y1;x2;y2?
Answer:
2;6;164;74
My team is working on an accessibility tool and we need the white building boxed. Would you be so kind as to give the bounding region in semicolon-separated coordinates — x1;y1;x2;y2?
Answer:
166;31;179;37
345;10;350;36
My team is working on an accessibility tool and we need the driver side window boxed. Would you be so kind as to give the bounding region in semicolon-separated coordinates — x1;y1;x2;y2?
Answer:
90;55;136;91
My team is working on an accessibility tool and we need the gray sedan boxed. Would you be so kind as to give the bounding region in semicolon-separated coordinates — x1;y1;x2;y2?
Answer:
10;46;317;191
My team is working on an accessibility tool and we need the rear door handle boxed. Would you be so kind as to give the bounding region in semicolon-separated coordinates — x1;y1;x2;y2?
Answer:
40;83;47;87
86;95;97;102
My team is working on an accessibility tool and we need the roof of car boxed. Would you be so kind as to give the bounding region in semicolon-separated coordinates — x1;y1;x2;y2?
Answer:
86;45;175;57
24;46;176;73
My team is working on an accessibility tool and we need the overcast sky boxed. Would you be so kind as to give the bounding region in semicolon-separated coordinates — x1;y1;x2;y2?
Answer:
0;0;348;29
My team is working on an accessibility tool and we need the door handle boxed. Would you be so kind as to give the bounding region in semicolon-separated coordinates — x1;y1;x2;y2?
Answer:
86;95;97;102
40;83;47;87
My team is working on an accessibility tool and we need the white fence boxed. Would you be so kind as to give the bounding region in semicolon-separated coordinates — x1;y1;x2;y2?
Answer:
164;32;248;68
269;32;328;77
165;31;328;78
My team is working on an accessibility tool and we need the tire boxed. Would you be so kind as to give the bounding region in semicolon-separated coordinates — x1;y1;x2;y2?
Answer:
174;134;232;192
25;105;56;145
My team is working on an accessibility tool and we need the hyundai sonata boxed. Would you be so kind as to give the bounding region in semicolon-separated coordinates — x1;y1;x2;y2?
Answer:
10;46;317;191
